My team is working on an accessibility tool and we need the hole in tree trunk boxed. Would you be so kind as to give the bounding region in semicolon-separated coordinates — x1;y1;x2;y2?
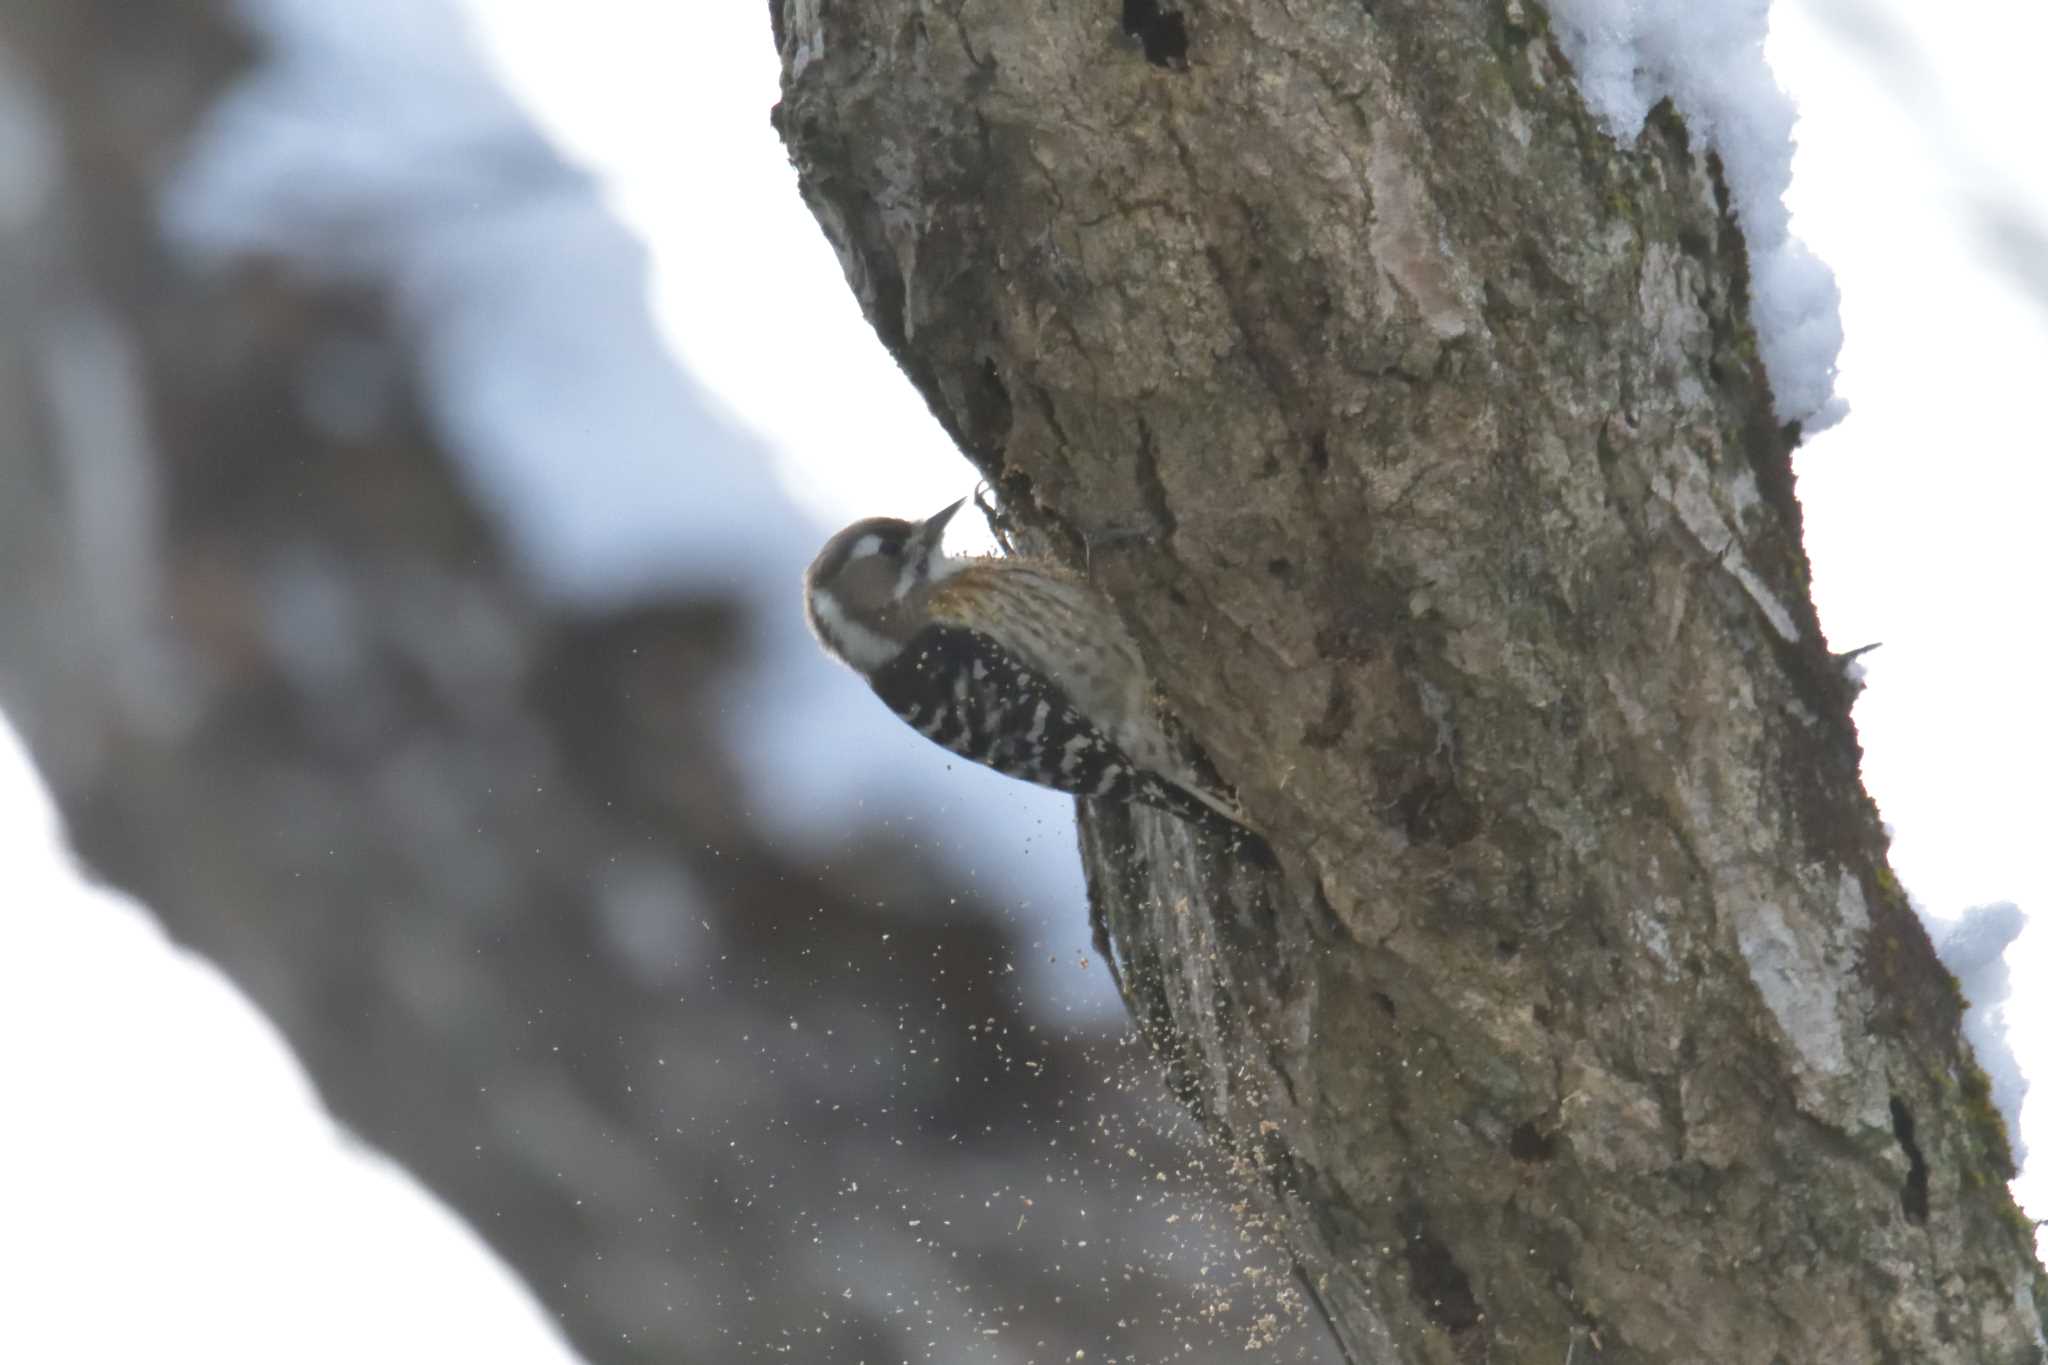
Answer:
1119;0;1190;68
1890;1096;1930;1224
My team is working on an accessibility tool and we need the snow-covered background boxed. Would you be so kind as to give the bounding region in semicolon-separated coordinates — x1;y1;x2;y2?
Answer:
4;0;2044;1355
0;718;580;1363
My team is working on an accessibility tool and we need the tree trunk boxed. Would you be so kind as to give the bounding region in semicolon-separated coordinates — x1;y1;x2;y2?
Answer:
771;1;2045;1359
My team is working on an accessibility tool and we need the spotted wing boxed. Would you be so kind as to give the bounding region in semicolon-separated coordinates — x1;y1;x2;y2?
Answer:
863;625;1186;815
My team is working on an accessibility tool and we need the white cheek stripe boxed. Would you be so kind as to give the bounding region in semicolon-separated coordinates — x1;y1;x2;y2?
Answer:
895;544;964;601
810;591;899;671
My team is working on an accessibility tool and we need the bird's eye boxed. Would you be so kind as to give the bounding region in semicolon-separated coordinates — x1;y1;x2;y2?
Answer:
882;539;904;558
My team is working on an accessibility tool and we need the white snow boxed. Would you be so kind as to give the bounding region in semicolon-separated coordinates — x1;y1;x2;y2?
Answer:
1934;903;2029;1167
1547;0;1846;430
0;715;581;1365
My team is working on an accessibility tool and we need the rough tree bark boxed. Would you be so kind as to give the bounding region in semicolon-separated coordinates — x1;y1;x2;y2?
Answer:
773;1;2045;1360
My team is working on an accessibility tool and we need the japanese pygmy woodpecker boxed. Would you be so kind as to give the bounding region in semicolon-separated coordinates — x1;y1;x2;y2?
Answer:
804;498;1257;843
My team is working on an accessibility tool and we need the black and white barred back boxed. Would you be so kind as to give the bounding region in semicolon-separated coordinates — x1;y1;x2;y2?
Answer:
869;623;1237;833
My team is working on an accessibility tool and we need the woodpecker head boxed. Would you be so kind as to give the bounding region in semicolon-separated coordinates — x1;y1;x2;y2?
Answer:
804;498;966;672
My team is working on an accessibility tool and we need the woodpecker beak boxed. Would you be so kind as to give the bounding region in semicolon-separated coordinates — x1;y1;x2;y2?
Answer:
912;497;967;560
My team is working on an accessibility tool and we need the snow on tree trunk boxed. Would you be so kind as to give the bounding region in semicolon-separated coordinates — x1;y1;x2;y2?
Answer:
772;1;2046;1359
